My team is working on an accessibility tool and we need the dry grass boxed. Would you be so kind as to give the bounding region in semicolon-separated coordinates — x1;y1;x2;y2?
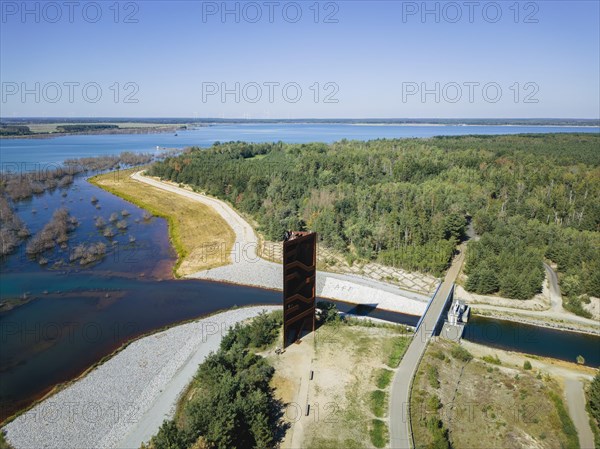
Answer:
268;321;411;449
411;339;581;449
90;169;235;277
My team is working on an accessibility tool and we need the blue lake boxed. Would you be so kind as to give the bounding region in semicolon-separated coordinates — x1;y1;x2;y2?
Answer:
1;123;599;168
1;124;598;421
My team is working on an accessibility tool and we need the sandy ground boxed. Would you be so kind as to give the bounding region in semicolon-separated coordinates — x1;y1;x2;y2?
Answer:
584;296;600;320
133;171;431;316
268;323;407;449
4;306;278;449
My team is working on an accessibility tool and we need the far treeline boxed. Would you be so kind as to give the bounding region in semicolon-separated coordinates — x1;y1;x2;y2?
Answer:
149;134;600;306
55;124;119;133
0;124;119;136
0;125;32;136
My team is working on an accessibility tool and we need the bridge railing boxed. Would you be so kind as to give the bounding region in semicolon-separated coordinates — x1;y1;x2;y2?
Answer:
415;281;442;331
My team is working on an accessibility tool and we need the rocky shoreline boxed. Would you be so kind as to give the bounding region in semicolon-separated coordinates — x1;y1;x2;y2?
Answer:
3;306;279;449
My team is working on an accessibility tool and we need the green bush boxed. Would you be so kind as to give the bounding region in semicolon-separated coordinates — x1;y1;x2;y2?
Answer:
370;390;387;417
221;310;282;350
588;372;600;449
564;296;593;319
425;417;452;449
431;350;446;361
482;355;502;365
317;301;341;324
523;360;532;370
386;337;409;368
0;431;14;449
370;419;389;448
427;365;440;389
450;345;473;362
427;395;442;412
375;369;393;389
586;375;600;449
549;391;580;449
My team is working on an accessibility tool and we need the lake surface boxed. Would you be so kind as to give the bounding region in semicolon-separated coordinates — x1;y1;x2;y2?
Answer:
464;316;600;367
1;124;599;421
1;123;599;169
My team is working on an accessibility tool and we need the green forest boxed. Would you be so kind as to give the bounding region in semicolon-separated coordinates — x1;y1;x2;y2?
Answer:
149;134;600;303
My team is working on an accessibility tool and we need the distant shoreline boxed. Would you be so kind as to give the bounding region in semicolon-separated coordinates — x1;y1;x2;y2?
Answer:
2;121;598;140
0;125;184;140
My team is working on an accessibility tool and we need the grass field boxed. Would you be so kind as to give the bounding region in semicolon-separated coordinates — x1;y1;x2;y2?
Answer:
269;319;412;449
90;169;235;277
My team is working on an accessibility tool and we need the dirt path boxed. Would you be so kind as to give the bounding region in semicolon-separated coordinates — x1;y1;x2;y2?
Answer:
565;378;596;449
544;263;565;313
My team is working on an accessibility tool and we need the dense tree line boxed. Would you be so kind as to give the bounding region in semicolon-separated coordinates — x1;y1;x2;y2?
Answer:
56;124;118;133
465;218;546;299
149;134;600;294
0;125;32;136
145;311;285;449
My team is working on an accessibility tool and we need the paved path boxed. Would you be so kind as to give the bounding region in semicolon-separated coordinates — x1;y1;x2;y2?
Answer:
132;171;431;315
565;378;595;449
389;245;466;449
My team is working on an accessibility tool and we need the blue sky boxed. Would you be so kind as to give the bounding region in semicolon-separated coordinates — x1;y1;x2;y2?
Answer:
1;0;599;118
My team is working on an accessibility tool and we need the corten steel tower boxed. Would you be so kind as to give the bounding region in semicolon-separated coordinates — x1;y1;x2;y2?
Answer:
282;231;317;347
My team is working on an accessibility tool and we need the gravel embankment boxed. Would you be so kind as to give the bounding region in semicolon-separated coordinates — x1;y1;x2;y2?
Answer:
129;173;430;315
192;259;429;315
4;306;278;449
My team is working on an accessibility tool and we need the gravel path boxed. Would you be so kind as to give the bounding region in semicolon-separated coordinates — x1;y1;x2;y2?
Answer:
4;306;279;449
565;378;595;449
132;172;430;315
